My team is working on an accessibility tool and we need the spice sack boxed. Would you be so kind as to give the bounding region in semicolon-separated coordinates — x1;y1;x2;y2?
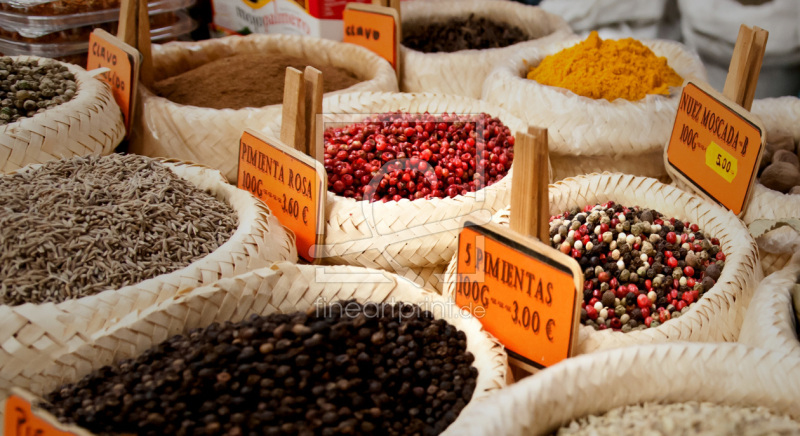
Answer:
0;56;124;174
22;262;509;435
130;34;398;183
399;0;572;99
482;34;707;181
444;342;800;435
741;97;800;276
443;173;761;355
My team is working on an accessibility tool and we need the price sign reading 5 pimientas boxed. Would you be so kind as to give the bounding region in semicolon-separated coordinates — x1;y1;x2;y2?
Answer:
454;222;582;370
238;129;326;262
665;81;765;216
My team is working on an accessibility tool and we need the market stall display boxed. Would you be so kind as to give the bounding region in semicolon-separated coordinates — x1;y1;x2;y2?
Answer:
399;0;572;98
444;173;761;354
444;342;800;435
291;92;530;288
0;55;124;173
130;34;398;184
482;33;707;181
22;262;509;435
739;250;800;356
0;155;296;395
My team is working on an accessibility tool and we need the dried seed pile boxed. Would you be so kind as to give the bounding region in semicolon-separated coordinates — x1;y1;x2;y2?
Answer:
403;14;529;53
550;202;726;331
556;401;800;436
0;154;238;305
44;301;479;436
0;57;76;125
323;112;515;202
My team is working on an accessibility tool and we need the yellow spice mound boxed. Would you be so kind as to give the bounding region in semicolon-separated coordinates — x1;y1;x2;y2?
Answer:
527;31;684;101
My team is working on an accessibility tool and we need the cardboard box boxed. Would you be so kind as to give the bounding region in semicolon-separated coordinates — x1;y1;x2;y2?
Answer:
211;0;371;40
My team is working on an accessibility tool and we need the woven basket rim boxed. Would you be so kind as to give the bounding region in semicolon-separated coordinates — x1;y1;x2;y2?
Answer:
0;55;113;134
141;34;395;113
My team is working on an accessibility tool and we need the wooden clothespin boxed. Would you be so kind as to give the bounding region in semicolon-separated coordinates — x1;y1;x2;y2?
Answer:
372;0;401;20
281;66;324;161
117;0;153;87
722;25;768;111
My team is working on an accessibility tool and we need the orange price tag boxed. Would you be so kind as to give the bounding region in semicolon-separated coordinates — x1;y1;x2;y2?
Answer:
86;29;140;135
343;4;399;70
238;129;326;262
454;222;582;370
665;81;765;216
4;391;91;436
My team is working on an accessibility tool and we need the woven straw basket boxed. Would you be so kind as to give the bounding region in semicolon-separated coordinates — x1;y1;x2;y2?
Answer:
0;56;125;174
400;0;572;99
481;37;707;181
741;97;800;275
443;342;800;435
130;34;398;183
280;92;532;278
443;173;762;355
739;251;800;357
18;262;509;431
0;159;297;395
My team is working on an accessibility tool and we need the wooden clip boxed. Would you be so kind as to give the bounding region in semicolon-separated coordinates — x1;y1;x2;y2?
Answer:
723;24;768;111
509;127;549;242
117;0;152;87
281;67;306;153
303;66;323;162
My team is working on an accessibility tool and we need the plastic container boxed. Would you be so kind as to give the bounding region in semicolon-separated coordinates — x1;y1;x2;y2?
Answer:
0;11;197;65
0;0;195;38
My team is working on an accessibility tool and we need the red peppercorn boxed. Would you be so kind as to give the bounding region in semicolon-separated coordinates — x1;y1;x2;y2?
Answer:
607;309;615;319
682;292;695;304
716;252;726;261
690;224;699;232
666;232;677;244
610;318;622;329
645;279;652;290
711;237;720;246
584;280;593;291
609;277;618;289
585;305;598;320
670;289;678;300
592;289;601;299
667;257;678;268
687;278;696;288
665;250;673;258
598;272;610;283
659;311;670;323
641;306;650;319
598;323;608;330
644;316;653;327
637;293;649;309
589;298;599;307
683;266;695;277
676;300;687;311
628;283;638;294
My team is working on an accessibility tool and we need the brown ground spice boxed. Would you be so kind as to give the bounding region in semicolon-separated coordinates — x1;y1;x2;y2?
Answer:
153;53;362;109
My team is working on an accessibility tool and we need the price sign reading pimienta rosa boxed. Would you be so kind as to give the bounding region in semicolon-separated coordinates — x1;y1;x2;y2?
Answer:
238;129;326;262
665;81;765;216
454;222;582;370
5;390;91;436
343;4;399;70
86;29;140;135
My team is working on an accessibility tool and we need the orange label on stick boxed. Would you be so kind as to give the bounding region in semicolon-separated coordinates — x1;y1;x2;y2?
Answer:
666;81;764;215
454;223;581;369
86;30;139;134
343;6;398;69
5;394;83;436
237;130;326;262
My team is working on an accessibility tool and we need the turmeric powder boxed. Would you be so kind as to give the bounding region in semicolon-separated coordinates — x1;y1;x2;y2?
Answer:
527;31;684;102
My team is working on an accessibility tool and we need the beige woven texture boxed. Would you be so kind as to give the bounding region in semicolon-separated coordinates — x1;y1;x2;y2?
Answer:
443;173;762;355
130;34;398;183
443;342;800;435
0;56;125;173
482;37;707;181
289;92;533;275
400;0;572;98
739;251;800;357
0;159;298;395
21;262;509;424
741;97;800;275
